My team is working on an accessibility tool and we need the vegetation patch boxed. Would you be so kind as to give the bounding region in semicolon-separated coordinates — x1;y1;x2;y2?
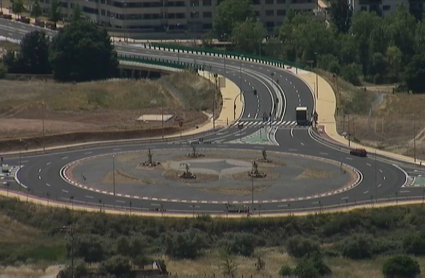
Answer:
294;167;334;180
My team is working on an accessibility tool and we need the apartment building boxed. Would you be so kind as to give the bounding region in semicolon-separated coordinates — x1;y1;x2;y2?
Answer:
37;0;317;38
348;0;424;18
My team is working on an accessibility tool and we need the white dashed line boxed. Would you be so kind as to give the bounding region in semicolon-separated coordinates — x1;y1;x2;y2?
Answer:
46;162;51;166
363;190;369;194
62;190;68;193
46;183;50;187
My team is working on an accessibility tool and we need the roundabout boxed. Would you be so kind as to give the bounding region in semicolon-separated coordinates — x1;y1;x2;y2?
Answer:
61;148;360;203
0;19;418;215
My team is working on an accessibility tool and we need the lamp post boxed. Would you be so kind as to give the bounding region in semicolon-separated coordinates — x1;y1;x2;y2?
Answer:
41;101;45;152
374;150;377;202
19;139;22;167
413;113;417;163
112;155;116;196
239;55;243;99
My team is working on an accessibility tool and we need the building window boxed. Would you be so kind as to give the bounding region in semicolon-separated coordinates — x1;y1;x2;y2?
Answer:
101;9;105;15
190;0;199;6
203;11;212;18
168;13;175;18
266;21;274;28
383;5;390;11
277;9;285;16
190;11;200;18
360;6;367;11
265;0;273;4
203;0;211;6
265;10;274;16
203;23;212;29
176;13;185;18
254;11;260;16
277;0;285;3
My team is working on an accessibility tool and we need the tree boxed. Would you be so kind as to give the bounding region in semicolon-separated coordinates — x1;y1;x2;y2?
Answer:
329;0;353;33
231;19;266;54
129;237;144;259
286;236;321;258
72;4;82;22
30;0;42;19
11;0;25;18
72;235;105;263
49;0;62;23
382;255;420;278
404;53;425;93
49;20;119;82
116;236;130;256
220;233;256;257
18;31;51;74
294;254;332;278
403;232;425;255
100;255;131;277
341;63;362;86
340;234;373;260
162;229;206;259
213;0;252;40
0;63;7;79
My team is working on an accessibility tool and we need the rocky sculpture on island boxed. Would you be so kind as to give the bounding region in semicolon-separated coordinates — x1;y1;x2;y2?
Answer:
248;160;266;178
179;162;196;179
257;148;272;163
187;145;205;158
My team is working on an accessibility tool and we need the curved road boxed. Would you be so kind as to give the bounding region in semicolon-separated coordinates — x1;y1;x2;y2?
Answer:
0;19;419;214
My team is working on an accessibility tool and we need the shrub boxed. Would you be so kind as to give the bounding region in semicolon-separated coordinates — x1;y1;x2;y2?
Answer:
382;255;420;278
403;232;425;256
340;234;373;260
286;235;321;258
99;255;131;277
162;229;206;259
218;233;256;257
294;254;331;278
278;264;294;277
342;63;362;85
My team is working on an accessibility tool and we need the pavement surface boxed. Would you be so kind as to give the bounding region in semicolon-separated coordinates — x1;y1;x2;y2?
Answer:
0;17;422;215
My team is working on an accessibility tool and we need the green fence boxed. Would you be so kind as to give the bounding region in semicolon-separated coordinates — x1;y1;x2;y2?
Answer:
118;54;205;71
149;43;305;69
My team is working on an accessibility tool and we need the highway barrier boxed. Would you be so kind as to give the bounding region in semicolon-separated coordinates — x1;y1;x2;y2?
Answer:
118;54;205;71
147;43;306;70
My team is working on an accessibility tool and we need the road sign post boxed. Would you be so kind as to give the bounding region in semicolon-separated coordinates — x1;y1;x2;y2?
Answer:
238;123;244;141
179;120;183;139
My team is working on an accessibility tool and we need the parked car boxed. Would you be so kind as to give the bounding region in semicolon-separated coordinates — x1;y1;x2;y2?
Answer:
350;148;367;157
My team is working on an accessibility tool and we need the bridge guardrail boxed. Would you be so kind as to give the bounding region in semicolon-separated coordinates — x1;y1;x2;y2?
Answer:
118;54;205;71
148;43;305;70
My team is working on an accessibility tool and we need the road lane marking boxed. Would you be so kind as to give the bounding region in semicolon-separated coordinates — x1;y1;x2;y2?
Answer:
320;152;328;155
300;142;304;146
341;197;348;200
290;128;294;137
85;152;92;155
46;183;50;187
113;148;121;151
379;169;383;173
346;157;353;160
116;200;125;203
288;148;298;152
38;176;41;179
399;190;410;193
38;169;42;172
62;190;68;193
363;190;369;194
85;195;94;199
383;176;386;180
247;113;250;118
46;162;51;166
62;156;68;160
367;163;371;166
378;184;382;187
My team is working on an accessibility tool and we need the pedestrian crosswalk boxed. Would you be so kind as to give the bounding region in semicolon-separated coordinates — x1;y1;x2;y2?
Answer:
234;120;306;128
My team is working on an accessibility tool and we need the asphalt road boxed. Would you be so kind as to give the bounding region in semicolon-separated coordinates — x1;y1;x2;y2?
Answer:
0;19;418;215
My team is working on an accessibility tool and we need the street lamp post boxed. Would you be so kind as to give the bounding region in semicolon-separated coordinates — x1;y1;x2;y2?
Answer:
41;101;45;152
61;225;78;278
112;155;116;196
239;55;243;100
413;114;417;163
19;139;22;167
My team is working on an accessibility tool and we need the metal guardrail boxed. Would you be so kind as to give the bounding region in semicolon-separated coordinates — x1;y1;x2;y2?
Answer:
118;54;205;71
149;43;306;69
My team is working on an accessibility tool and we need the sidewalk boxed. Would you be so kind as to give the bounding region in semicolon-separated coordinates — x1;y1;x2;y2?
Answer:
177;71;243;136
298;72;425;165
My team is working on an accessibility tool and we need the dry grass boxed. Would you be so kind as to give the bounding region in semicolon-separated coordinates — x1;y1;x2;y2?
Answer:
0;71;217;139
0;214;42;244
0;41;20;52
165;247;425;278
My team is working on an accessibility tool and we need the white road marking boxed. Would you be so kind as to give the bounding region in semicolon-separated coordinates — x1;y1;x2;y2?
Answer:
290;128;294;137
341;196;348;200
38;169;42;172
378;184;382;188
113;148;121;151
38;176;41;179
62;156;68;160
254;113;258;118
301;142;304;146
379;169;383;173
46;162;51;166
367;163;371;166
62;189;68;193
46;183;50;187
384;176;386;180
363;190;369;194
320;152;328;155
346;157;353;160
85;152;92;155
116;200;126;203
85;195;94;199
247;113;250;118
399;190;410;193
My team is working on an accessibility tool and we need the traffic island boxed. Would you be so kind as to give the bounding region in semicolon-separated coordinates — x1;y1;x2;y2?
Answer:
63;148;360;203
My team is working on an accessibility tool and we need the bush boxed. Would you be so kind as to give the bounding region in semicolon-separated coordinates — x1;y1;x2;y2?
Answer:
162;229;206;259
218;233;256;257
342;63;362;85
403;232;425;256
382;255;420;278
278;264;293;277
99;255;131;277
340;234;373;260
294;254;331;278
286;236;321;258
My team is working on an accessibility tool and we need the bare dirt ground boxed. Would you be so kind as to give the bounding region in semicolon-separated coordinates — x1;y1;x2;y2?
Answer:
0;71;221;151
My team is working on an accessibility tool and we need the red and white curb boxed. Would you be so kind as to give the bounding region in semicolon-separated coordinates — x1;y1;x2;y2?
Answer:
60;148;362;204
